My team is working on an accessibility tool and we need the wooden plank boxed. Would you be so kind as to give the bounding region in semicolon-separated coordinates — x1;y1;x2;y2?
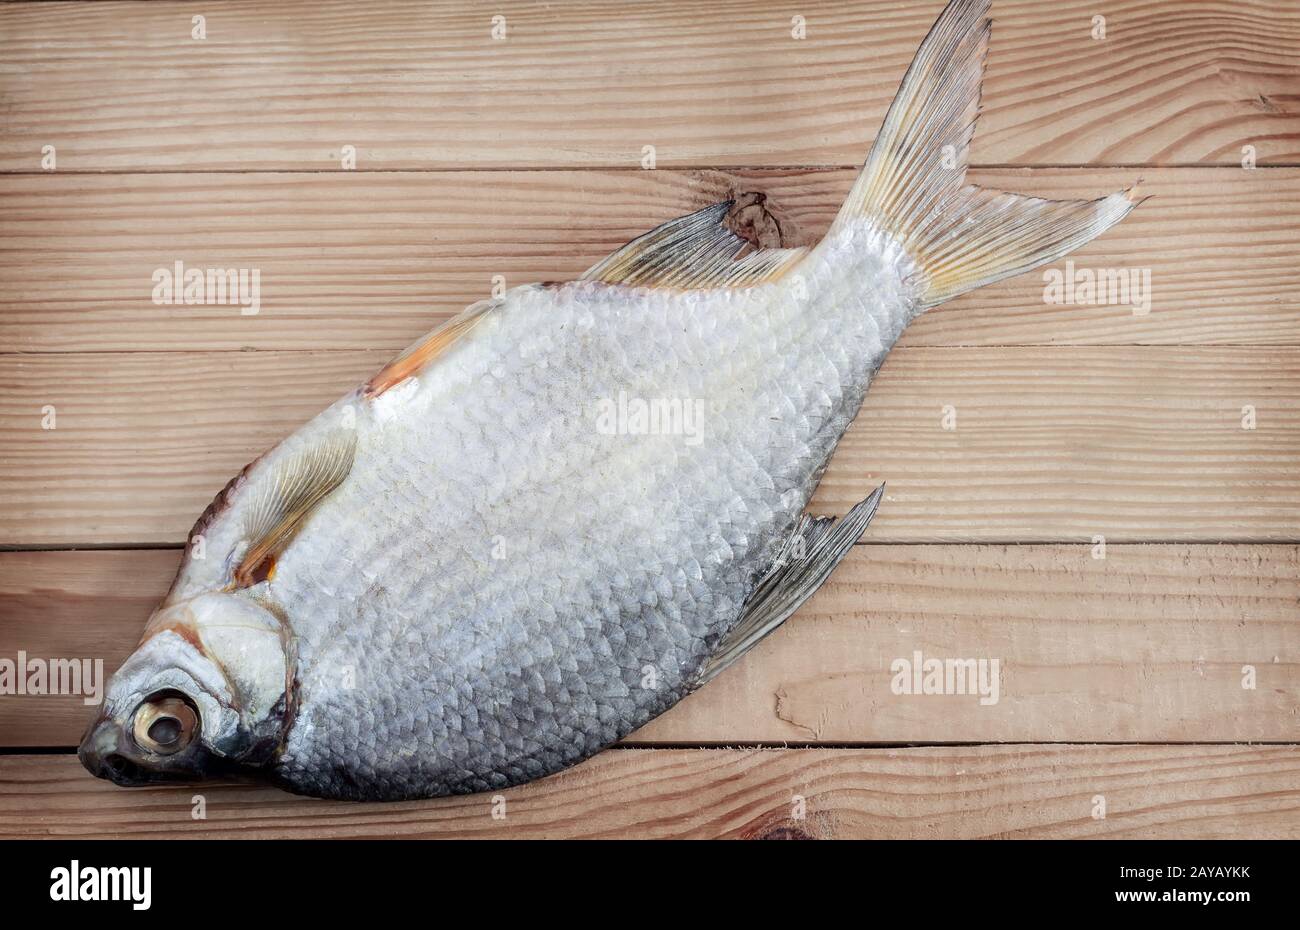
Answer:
1;1;1297;172
638;543;1300;744
0;550;170;748
3;167;1297;353
2;347;1297;546
0;745;1295;838
1;545;1295;748
0;349;387;546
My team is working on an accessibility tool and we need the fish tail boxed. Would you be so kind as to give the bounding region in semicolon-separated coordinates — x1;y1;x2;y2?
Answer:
832;0;1143;310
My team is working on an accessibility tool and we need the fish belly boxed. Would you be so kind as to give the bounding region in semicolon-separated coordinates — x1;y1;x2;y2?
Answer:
271;224;912;799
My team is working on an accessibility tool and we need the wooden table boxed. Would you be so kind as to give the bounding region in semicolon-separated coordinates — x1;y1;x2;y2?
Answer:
1;0;1297;838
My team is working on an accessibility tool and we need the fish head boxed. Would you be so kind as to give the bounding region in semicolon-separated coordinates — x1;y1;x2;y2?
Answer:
79;591;291;787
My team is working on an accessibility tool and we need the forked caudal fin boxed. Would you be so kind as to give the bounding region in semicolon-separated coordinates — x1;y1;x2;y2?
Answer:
834;0;1142;310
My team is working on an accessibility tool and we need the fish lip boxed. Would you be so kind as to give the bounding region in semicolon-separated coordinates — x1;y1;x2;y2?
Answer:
77;714;198;788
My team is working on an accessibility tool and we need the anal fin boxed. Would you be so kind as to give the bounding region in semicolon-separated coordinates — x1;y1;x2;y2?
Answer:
696;484;885;687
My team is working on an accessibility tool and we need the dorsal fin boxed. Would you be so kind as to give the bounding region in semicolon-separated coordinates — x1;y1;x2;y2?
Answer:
231;427;357;588
582;200;807;289
365;298;497;398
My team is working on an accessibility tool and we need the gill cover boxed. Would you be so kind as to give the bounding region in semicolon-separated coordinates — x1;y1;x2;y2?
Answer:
81;592;291;785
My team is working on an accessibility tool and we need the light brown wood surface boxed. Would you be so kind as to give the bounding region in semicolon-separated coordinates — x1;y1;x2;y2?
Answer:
1;746;1296;839
2;0;1297;171
1;0;1298;839
1;168;1296;354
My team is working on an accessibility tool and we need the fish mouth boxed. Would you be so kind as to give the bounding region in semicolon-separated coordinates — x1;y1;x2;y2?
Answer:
78;715;195;787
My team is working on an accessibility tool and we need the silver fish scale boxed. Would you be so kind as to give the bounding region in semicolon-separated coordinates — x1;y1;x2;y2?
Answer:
265;222;916;799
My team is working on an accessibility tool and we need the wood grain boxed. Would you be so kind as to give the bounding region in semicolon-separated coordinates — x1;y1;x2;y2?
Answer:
1;745;1295;839
2;347;1296;546
640;543;1300;744
1;0;1296;172
1;545;1295;748
2;167;1297;354
3;0;1298;842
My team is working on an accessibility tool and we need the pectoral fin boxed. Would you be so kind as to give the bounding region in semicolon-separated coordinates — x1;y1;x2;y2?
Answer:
232;428;358;587
695;485;885;687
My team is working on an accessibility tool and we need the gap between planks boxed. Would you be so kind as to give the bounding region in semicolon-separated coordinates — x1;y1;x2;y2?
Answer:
4;164;1299;175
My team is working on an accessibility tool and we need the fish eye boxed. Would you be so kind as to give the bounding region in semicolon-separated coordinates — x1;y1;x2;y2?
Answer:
131;692;199;756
